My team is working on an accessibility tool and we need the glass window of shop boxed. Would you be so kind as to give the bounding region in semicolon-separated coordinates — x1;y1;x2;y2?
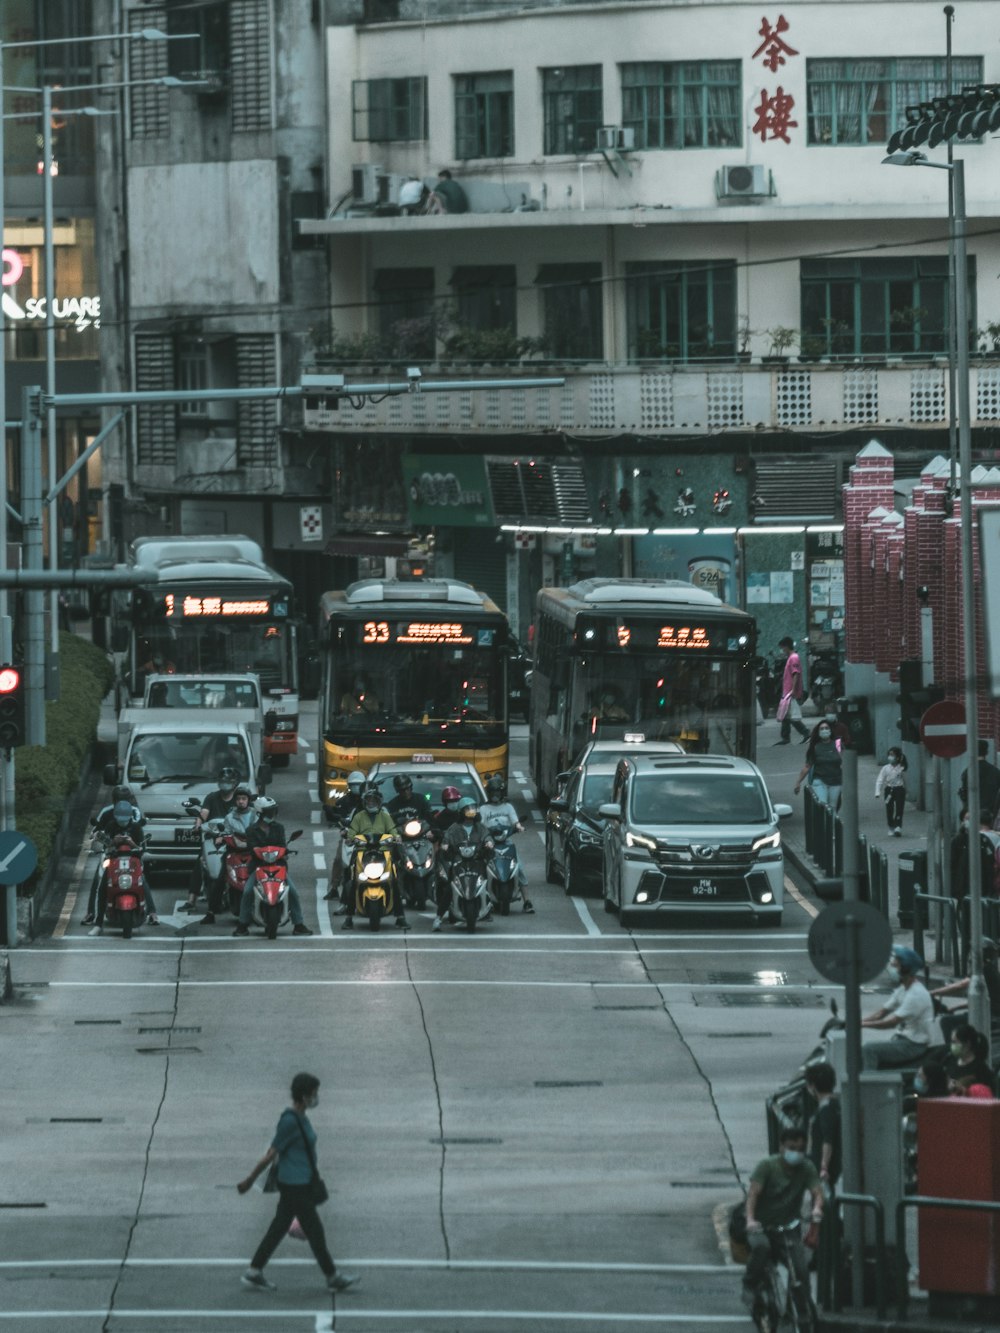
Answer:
2;217;99;361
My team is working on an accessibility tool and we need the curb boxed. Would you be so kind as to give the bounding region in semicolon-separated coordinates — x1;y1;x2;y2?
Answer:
819;1313;995;1333
0;948;10;1002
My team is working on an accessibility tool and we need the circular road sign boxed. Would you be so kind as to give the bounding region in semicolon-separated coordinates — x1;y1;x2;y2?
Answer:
808;901;894;985
920;699;967;759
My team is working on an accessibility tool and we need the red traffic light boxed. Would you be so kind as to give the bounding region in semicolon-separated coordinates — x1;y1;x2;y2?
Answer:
0;667;20;694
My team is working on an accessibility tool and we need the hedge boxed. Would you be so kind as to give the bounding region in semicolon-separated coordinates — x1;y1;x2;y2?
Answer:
15;632;114;884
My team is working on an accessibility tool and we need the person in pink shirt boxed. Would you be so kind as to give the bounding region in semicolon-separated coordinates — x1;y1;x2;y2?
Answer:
776;636;809;744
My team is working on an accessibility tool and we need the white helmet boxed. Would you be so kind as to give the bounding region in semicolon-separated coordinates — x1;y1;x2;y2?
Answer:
347;770;366;794
255;796;278;821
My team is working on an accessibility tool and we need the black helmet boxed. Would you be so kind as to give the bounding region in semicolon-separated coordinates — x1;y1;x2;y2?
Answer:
233;782;254;802
393;774;414;795
362;785;382;812
218;766;238;794
485;775;505;802
112;784;133;804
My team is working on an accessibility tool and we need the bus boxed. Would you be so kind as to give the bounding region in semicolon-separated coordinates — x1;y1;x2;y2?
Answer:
530;578;757;802
112;535;300;762
317;578;510;817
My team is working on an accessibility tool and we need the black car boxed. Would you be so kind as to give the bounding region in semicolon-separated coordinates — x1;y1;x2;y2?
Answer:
544;759;619;895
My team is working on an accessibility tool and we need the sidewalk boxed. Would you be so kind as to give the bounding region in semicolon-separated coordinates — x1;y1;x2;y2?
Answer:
754;712;931;931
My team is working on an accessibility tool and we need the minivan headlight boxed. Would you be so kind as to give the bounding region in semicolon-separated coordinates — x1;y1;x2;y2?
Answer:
752;830;782;859
626;830;657;851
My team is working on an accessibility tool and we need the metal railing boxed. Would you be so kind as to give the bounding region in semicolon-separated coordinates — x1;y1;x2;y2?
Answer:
802;787;889;916
913;890;961;969
824;1192;887;1319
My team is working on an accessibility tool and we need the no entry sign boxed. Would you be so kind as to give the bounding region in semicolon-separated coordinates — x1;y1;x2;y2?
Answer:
920;700;967;758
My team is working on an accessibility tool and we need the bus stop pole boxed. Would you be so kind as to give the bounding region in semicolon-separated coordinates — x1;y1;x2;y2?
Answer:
839;747;865;1309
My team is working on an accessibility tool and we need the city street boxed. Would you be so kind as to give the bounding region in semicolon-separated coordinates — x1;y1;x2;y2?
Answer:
2;711;835;1331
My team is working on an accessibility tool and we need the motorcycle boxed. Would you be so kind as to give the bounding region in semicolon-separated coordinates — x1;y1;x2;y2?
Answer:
399;818;435;910
96;832;148;940
807;645;843;713
483;816;520;916
448;842;492;933
349;832;399;932
249;831;302;940
766;999;846;1142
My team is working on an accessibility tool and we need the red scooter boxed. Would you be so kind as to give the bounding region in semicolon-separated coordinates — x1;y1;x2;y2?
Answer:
100;834;148;939
249;832;301;940
218;834;254;916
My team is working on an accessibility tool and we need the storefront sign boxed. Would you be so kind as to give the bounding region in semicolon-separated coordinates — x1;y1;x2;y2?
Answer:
402;454;493;528
2;248;99;331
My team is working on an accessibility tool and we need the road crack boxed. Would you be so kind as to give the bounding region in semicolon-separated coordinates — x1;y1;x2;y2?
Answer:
402;936;452;1261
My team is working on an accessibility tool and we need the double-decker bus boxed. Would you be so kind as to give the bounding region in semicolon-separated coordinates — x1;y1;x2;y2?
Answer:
317;578;510;816
112;536;300;762
531;578;757;802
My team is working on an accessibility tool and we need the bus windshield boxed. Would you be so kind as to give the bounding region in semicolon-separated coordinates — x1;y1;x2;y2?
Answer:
328;643;504;737
135;624;293;692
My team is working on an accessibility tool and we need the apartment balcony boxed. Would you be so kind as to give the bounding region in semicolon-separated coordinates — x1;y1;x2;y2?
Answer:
301;358;1000;435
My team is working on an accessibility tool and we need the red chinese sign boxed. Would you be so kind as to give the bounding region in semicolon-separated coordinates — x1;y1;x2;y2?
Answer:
752;15;799;142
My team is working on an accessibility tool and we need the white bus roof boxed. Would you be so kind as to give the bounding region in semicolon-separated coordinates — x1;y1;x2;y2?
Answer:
560;578;724;608
130;535;267;571
344;578;486;607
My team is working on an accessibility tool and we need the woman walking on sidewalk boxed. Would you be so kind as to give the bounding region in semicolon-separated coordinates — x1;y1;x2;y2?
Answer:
875;746;908;837
237;1072;359;1295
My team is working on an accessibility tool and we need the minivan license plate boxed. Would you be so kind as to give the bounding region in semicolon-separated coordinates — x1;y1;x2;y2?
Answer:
692;879;719;896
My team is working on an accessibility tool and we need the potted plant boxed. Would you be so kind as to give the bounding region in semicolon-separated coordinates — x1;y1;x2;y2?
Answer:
979;321;1000;358
799;332;827;362
763;325;797;364
737;315;754;364
890;305;930;359
822;317;852;360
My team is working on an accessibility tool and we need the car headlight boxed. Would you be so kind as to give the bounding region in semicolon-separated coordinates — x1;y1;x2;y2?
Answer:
571;825;601;847
752;831;782;859
626;830;657;851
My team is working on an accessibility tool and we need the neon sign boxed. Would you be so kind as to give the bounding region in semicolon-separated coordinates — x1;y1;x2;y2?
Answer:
361;620;474;646
2;248;100;332
165;593;271;618
657;626;711;649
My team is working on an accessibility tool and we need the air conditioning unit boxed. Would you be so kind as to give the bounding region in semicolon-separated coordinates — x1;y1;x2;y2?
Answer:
596;125;636;152
718;164;770;198
351;163;382;205
377;171;408;206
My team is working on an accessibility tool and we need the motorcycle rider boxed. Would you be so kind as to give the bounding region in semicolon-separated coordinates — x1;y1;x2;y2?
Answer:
434;797;494;932
87;793;159;934
181;766;241;920
233;797;313;937
341;785;408;931
479;775;533;914
324;770;367;907
387;773;434;828
198;778;256;927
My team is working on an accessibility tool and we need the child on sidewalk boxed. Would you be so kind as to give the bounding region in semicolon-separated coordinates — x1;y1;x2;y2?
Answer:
875;747;908;837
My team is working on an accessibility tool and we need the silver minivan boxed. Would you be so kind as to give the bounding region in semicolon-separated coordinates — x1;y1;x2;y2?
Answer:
600;754;793;925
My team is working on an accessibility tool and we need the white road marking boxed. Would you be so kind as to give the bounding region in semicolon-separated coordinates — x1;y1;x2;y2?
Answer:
309;790;320;804
570;896;600;936
312;852;326;871
784;874;819;919
312;831;324;847
0;1313;748;1326
513;770;526;782
50;978;840;990
35;943;812;957
525;809;541;822
314;877;333;939
305;751;317;766
54;838;94;939
0;1257;741;1274
310;810;320;824
299;738;311;750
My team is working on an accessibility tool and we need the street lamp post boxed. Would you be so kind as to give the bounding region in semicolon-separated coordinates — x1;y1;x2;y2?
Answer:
883;148;990;1046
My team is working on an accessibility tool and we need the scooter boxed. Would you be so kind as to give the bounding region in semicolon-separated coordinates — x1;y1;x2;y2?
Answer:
483;816;520;915
766;999;845;1141
399;818;436;910
217;830;254;916
98;833;148;940
350;832;398;932
249;831;302;940
183;797;225;900
448;842;492;933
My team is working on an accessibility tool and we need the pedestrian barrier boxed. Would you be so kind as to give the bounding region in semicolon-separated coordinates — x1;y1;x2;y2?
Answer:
913;891;960;970
823;1192;887;1319
801;788;888;917
894;1196;1000;1318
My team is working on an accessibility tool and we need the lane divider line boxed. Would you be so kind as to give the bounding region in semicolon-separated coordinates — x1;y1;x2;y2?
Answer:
570;896;601;937
54;838;94;939
784;874;819;920
314;876;333;939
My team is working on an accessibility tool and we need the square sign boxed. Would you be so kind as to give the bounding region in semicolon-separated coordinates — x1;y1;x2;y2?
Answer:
980;508;1000;698
300;505;323;543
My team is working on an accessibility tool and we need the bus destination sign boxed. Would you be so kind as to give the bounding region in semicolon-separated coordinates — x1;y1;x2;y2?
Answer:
165;593;273;618
595;621;716;650
362;620;475;646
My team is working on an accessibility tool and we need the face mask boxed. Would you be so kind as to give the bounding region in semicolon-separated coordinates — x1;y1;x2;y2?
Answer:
782;1149;805;1167
818;728;831;740
950;1041;964;1057
914;1077;927;1096
445;801;458;810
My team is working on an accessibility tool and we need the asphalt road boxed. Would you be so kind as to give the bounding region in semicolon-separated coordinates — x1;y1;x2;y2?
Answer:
2;713;835;1332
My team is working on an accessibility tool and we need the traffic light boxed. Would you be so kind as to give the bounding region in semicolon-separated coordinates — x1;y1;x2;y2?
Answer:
0;665;26;748
886;83;1000;153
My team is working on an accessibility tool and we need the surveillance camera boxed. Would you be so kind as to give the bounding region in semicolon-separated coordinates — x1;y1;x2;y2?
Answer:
406;367;422;381
917;585;931;604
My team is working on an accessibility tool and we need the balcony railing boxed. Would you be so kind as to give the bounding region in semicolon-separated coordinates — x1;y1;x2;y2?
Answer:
301;358;1000;434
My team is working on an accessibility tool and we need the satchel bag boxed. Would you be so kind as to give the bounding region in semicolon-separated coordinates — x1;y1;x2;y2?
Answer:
295;1114;329;1206
261;1161;279;1194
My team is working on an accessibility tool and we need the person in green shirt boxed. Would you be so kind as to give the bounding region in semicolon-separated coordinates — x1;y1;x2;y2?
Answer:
341;786;408;931
742;1126;824;1311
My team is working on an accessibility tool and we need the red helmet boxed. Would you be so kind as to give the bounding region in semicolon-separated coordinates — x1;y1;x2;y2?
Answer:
442;786;461;803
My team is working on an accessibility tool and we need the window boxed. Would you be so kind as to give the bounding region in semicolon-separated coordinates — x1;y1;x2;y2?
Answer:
625;261;737;361
176;336;237;423
454;71;513;159
542;66;604;154
536;263;604;360
451;266;516;331
166;1;229;84
800;256;976;355
374;268;436;359
806;57;983;145
352;77;427;141
622;62;741;149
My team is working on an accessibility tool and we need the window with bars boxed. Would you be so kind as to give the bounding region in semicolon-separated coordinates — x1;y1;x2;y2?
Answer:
537;263;604;360
454;71;513;159
134;334;177;466
625;261;737;361
352;77;427;141
800;256;976;355
806;56;983;145
166;0;230;87
621;62;741;149
129;6;170;140
230;0;272;132
542;66;603;154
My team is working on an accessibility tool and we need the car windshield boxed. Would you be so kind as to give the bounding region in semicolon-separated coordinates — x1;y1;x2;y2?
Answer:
127;732;250;785
371;769;484;811
630;773;769;826
580;772;615;814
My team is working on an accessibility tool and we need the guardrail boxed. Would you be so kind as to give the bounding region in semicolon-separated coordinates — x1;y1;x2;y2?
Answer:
913;890;961;969
823;1192;888;1319
802;787;889;916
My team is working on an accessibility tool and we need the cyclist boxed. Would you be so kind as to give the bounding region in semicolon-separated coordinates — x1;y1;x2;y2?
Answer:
742;1126;824;1321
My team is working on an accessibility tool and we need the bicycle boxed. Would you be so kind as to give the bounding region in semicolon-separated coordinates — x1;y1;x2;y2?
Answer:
750;1219;817;1333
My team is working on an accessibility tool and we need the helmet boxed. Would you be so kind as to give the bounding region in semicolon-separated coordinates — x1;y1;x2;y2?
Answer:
891;945;924;977
217;766;238;794
458;796;478;819
234;783;254;802
112;784;133;805
442;785;461;805
112;800;134;828
347;770;366;794
485;775;505;802
362;785;382;811
255;796;278;821
393;774;414;794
